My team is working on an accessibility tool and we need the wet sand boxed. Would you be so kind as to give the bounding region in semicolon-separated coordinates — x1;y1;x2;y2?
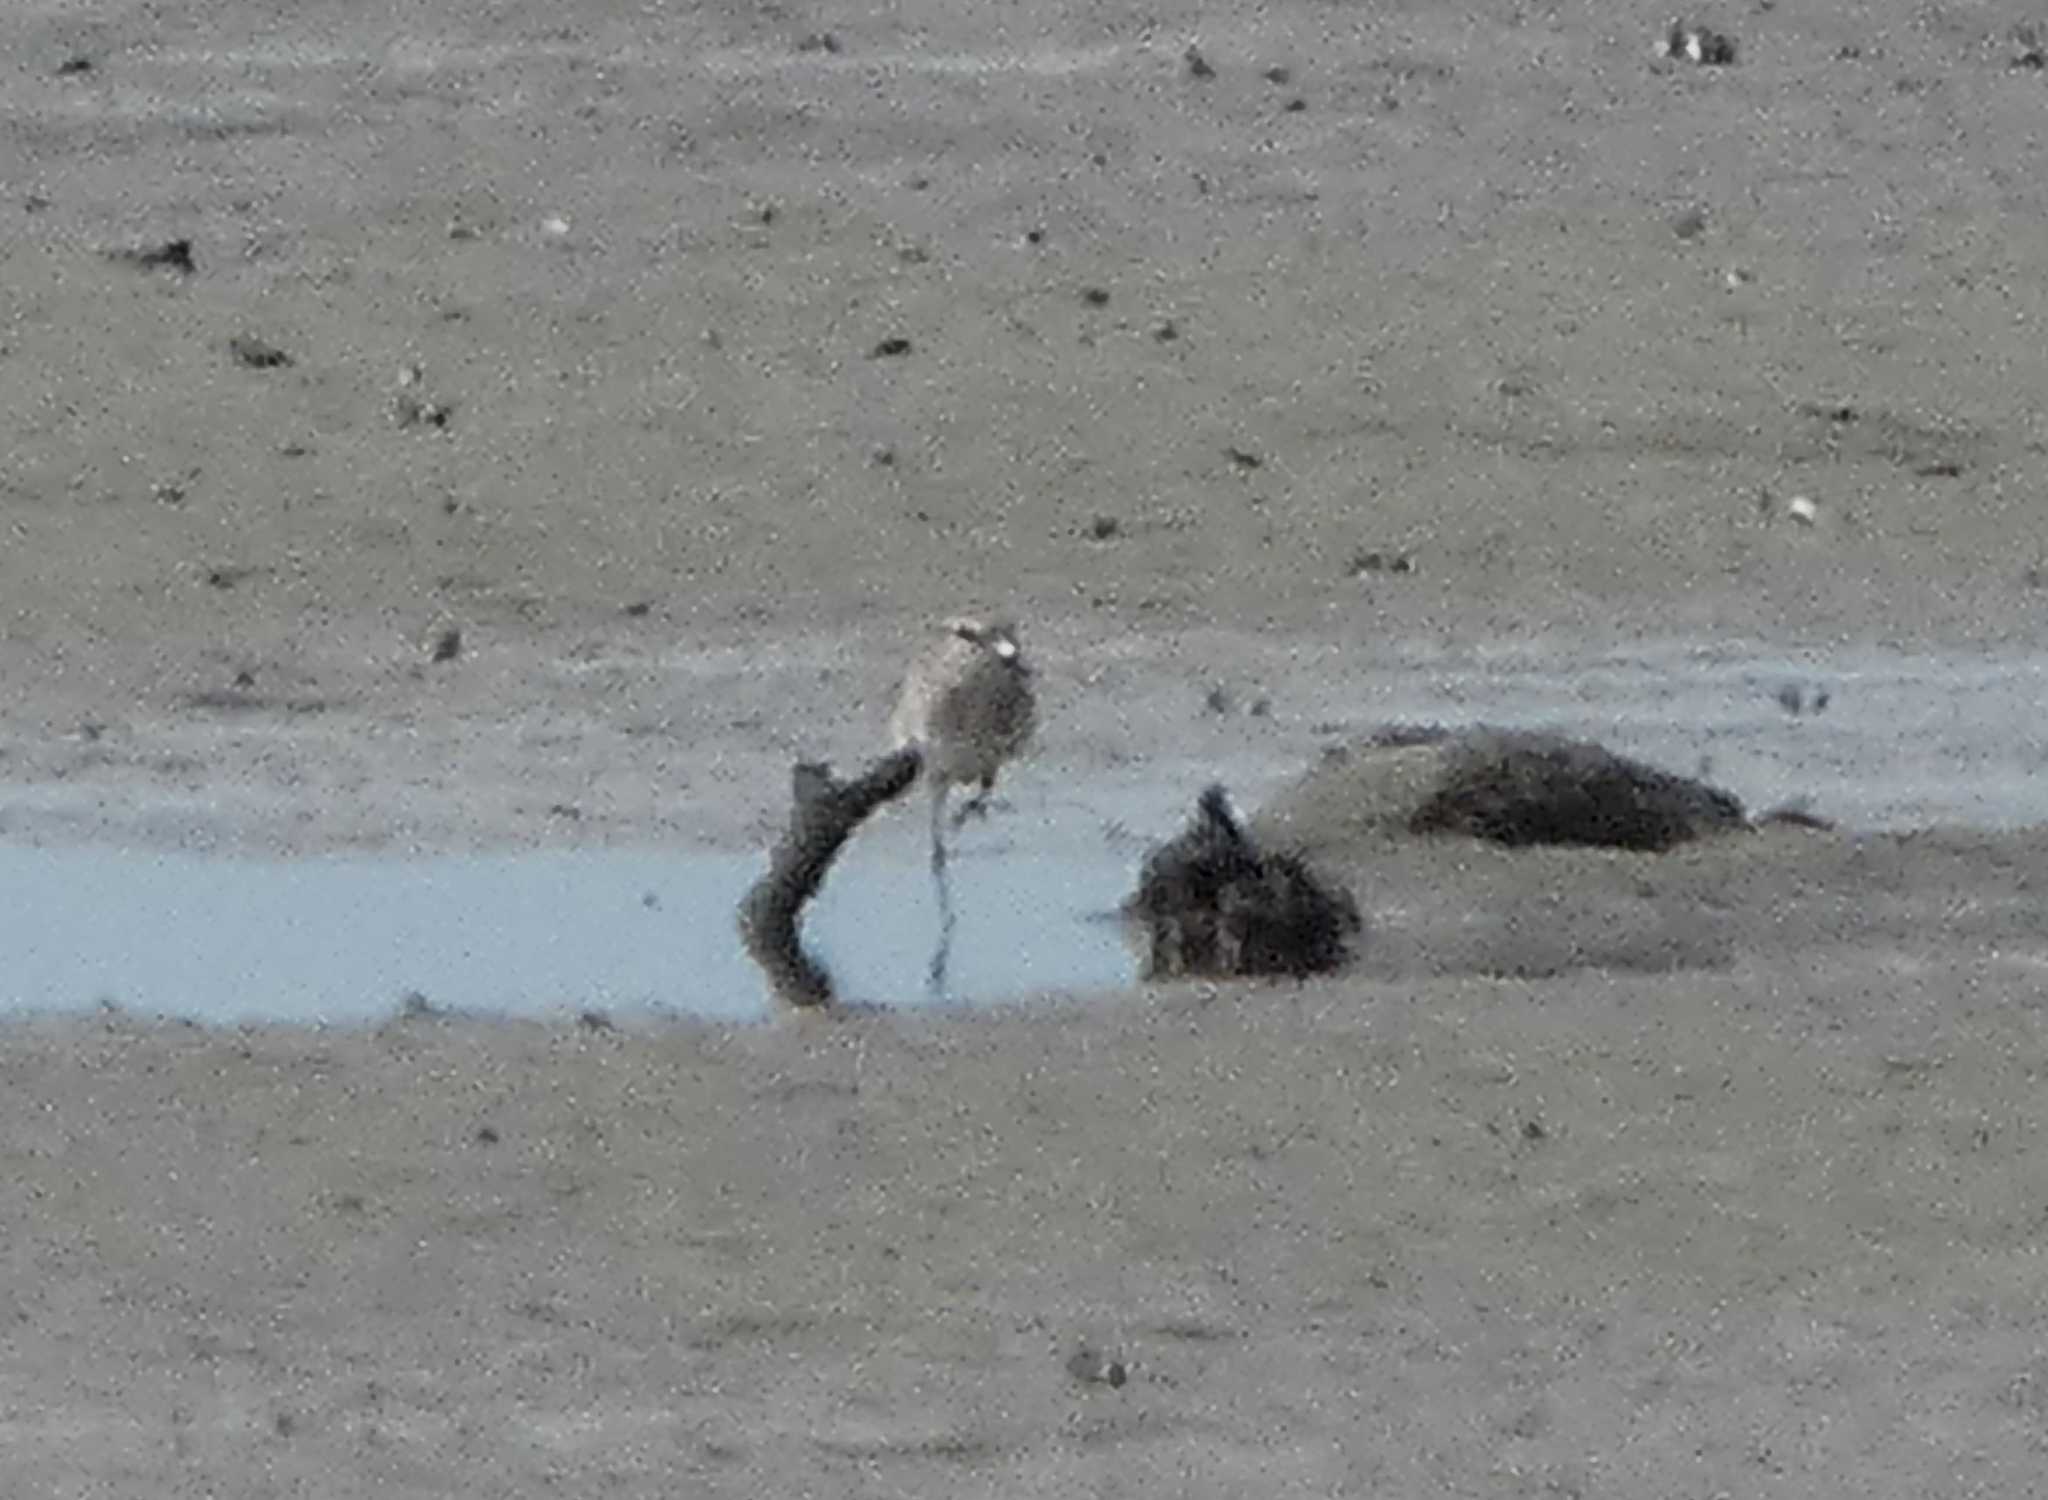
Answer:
6;913;2048;1496
6;0;2048;1492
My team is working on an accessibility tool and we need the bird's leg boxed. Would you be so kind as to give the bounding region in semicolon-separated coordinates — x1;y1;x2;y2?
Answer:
949;774;997;830
927;779;956;997
928;779;950;875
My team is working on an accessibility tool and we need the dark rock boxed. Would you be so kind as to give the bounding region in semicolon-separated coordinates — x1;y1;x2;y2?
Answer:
1408;729;1748;851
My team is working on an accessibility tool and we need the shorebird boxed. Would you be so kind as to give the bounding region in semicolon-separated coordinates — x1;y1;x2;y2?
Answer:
888;615;1038;877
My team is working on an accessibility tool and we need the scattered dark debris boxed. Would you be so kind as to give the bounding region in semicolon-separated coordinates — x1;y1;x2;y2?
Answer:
1656;23;1737;66
25;195;52;213
1154;320;1180;342
1359;722;1457;750
278;440;313;458
796;31;842;55
399;991;438;1018
1126;785;1363;979
546;803;583;821
577;1008;616;1032
897;244;930;264
1262;64;1292;84
1225;446;1262;470
2013;26;2045;69
2024;562;2047;589
1837;43;1864;60
272;1411;296;1438
1670;207;1707;240
1915;460;1964;478
203;565;256;590
56;55;94;76
641;891;661;910
1284;96;1308;112
181;687;329;716
1407;728;1750;852
153;478;190;506
428;625;463;663
1086;514;1123;541
474;1125;500;1144
871;336;912;358
1799;401;1860;425
1774;682;1831;717
756;204;776;226
232;669;256;690
111;237;195;274
1080;286;1111;307
1025;228;1045;245
1184;45;1215;79
1349;549;1414;577
228;334;292;370
1521;1119;1548;1141
621;600;653;617
1203;684;1272;721
905;174;932;191
871;445;897;467
1065;1347;1128;1388
393;392;453;430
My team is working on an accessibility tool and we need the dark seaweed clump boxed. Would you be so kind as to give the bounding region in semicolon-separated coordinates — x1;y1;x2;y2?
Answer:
1128;786;1363;979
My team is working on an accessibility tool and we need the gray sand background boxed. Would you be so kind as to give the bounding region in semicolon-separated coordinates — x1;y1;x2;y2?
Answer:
5;0;2048;1492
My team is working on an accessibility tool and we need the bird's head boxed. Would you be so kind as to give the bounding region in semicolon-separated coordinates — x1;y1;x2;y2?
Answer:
945;616;1027;668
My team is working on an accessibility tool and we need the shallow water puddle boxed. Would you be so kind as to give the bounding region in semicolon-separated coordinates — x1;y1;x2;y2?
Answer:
0;839;1141;1026
6;642;2046;1025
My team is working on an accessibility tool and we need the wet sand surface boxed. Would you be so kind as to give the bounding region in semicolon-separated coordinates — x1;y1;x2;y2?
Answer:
6;0;2048;1492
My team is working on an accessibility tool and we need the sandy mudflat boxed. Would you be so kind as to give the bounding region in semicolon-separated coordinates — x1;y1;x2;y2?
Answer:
4;912;2048;1497
6;0;2048;1492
